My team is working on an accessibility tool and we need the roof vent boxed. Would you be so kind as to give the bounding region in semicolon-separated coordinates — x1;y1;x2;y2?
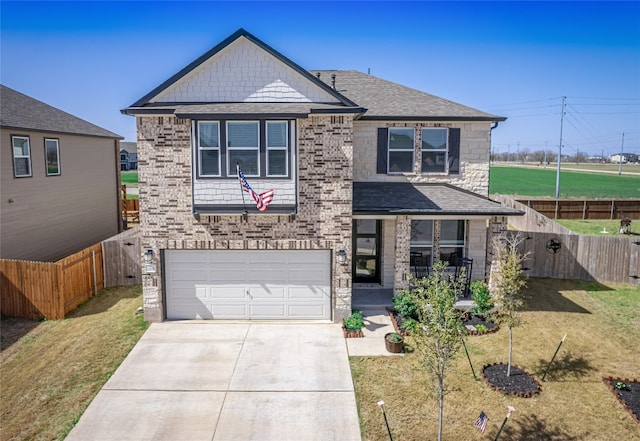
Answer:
316;72;321;79
331;74;336;89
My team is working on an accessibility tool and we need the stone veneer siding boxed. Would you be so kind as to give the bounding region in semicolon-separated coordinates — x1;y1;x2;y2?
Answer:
137;115;354;322
352;120;492;196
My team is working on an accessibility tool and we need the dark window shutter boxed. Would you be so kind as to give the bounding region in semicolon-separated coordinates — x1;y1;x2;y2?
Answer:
377;128;388;174
448;128;460;174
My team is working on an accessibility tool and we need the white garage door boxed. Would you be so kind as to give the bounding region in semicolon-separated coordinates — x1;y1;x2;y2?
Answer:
164;250;331;320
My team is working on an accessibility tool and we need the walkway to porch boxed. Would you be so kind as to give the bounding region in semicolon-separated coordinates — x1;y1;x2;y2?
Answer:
347;286;473;357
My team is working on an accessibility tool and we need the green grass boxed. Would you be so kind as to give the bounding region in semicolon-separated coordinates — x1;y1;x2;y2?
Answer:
120;171;138;184
0;285;148;440
555;219;633;236
489;166;640;198
351;278;640;440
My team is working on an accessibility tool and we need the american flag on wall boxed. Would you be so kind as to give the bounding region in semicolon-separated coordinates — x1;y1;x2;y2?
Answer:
474;411;489;433
238;167;274;212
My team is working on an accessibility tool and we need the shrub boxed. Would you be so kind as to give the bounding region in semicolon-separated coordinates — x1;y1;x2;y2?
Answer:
344;309;365;331
387;332;404;342
392;291;419;320
470;280;493;314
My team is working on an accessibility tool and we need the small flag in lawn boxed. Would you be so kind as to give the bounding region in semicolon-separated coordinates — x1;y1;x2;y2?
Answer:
474;411;489;433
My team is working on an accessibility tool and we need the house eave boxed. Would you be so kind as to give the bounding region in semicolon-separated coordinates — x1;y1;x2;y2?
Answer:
357;115;507;122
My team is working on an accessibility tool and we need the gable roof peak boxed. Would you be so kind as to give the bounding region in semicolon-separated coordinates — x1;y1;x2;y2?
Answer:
126;29;358;109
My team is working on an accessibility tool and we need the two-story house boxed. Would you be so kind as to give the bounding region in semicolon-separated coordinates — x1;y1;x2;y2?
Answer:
123;29;520;323
120;141;138;170
1;85;122;261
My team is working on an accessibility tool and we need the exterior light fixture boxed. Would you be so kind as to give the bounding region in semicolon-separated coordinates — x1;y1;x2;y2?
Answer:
144;249;154;264
336;249;347;266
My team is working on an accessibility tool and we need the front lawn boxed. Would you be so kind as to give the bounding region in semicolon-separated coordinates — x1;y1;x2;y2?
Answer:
351;278;640;440
0;285;148;440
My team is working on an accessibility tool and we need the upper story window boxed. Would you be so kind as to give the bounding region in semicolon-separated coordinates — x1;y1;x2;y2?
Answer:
387;128;414;173
198;121;220;176
45;138;61;176
12;135;32;178
266;121;288;177
195;120;291;179
377;127;461;175
227;121;259;176
421;128;448;173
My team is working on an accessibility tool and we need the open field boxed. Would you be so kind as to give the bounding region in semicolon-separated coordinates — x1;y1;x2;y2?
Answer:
351;278;640;440
489;166;640;198
120;170;138;184
0;285;148;441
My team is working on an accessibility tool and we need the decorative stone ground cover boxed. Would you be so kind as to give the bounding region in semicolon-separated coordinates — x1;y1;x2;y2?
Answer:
604;377;640;425
481;363;542;398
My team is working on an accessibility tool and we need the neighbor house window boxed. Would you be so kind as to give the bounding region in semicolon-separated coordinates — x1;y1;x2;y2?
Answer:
421;128;448;173
266;121;288;176
410;220;433;266
198;121;220;176
227;121;259;176
45;138;61;176
440;220;465;265
388;128;414;173
12;136;32;177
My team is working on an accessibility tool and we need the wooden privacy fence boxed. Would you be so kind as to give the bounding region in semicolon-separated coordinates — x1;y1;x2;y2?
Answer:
495;196;640;285
1;244;103;320
514;198;639;220
517;232;639;285
102;227;141;288
1;228;141;320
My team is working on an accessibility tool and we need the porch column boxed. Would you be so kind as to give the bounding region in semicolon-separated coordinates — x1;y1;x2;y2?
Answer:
394;216;411;292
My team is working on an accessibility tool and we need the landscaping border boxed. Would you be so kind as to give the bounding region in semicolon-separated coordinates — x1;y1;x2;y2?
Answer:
603;377;640;425
481;363;542;398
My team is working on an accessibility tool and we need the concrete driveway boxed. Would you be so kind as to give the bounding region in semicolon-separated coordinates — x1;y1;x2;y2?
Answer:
66;322;361;441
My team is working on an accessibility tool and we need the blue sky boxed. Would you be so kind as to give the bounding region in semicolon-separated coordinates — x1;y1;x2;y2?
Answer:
2;1;639;157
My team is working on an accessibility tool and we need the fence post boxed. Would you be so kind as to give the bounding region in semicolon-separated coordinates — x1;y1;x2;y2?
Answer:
92;250;98;296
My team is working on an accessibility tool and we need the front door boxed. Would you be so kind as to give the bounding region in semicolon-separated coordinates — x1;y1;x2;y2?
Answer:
352;220;381;283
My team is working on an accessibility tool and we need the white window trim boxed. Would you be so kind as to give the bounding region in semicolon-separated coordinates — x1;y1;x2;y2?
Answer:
421;127;449;174
227;121;260;177
197;121;221;177
44;138;61;176
266;120;289;177
387;127;415;174
12;135;32;178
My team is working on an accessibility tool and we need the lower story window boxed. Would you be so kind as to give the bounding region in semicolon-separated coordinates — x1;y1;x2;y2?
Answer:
410;219;466;268
440;220;465;265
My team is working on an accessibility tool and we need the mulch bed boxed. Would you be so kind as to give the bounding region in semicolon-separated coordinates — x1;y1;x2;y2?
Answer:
461;312;500;336
386;307;499;336
604;377;640;425
482;363;542;398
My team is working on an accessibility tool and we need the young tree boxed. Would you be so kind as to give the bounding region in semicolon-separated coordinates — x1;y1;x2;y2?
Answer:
490;232;530;376
403;261;466;441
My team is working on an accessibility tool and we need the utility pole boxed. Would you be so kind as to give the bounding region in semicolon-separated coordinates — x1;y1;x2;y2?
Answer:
618;132;625;175
555;96;566;201
554;97;566;219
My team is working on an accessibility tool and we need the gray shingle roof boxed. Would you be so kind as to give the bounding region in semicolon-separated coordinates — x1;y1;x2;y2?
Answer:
1;85;122;138
353;182;523;216
312;70;504;121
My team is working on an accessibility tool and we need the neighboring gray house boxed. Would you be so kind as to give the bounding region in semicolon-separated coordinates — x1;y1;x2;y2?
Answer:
123;29;520;323
1;85;123;261
120;141;138;170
